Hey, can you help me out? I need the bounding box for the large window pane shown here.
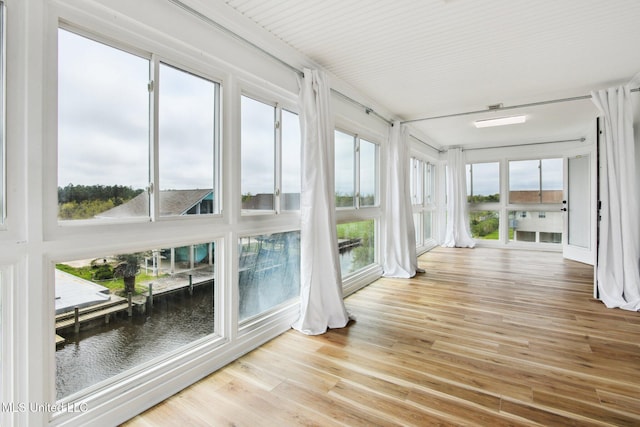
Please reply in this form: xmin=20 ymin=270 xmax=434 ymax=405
xmin=238 ymin=231 xmax=300 ymax=321
xmin=413 ymin=212 xmax=423 ymax=246
xmin=468 ymin=162 xmax=500 ymax=203
xmin=337 ymin=220 xmax=375 ymax=277
xmin=509 ymin=158 xmax=563 ymax=204
xmin=359 ymin=139 xmax=377 ymax=207
xmin=425 ymin=163 xmax=435 ymax=205
xmin=281 ymin=109 xmax=301 ymax=210
xmin=159 ymin=63 xmax=218 ymax=216
xmin=58 ymin=29 xmax=149 ymax=220
xmin=508 ymin=210 xmax=562 ymax=244
xmin=470 ymin=210 xmax=500 ymax=240
xmin=423 ymin=211 xmax=433 ymax=241
xmin=541 ymin=158 xmax=564 ymax=203
xmin=335 ymin=131 xmax=355 ymax=208
xmin=55 ymin=242 xmax=216 ymax=399
xmin=410 ymin=158 xmax=424 ymax=205
xmin=241 ymin=96 xmax=275 ymax=211
xmin=509 ymin=160 xmax=540 ymax=203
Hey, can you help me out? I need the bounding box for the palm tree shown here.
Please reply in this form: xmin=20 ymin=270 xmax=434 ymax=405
xmin=113 ymin=253 xmax=143 ymax=295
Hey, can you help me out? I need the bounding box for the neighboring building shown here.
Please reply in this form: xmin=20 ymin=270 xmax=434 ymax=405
xmin=96 ymin=189 xmax=214 ymax=218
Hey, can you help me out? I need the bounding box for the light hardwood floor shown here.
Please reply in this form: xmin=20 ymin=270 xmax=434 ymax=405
xmin=124 ymin=247 xmax=640 ymax=426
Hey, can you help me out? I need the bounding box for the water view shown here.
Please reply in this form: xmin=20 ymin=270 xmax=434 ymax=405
xmin=56 ymin=285 xmax=214 ymax=400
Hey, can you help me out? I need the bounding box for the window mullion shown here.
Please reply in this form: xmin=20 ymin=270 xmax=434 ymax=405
xmin=274 ymin=105 xmax=282 ymax=213
xmin=354 ymin=135 xmax=360 ymax=209
xmin=149 ymin=55 xmax=160 ymax=221
xmin=538 ymin=159 xmax=542 ymax=203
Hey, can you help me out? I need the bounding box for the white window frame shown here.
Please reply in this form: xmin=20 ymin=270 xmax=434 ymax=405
xmin=410 ymin=155 xmax=437 ymax=251
xmin=56 ymin=27 xmax=223 ymax=225
xmin=240 ymin=92 xmax=300 ymax=216
xmin=335 ymin=129 xmax=380 ymax=210
xmin=0 ymin=0 xmax=5 ymax=227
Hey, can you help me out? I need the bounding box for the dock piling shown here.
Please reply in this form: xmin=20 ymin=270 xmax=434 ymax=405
xmin=74 ymin=306 xmax=80 ymax=333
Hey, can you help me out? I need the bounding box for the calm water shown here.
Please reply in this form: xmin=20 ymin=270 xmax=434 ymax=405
xmin=339 ymin=247 xmax=358 ymax=276
xmin=55 ymin=285 xmax=214 ymax=400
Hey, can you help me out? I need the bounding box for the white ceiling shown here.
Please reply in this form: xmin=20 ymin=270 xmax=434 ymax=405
xmin=221 ymin=0 xmax=640 ymax=149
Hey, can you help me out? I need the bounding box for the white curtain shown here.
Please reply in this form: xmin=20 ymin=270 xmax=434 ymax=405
xmin=292 ymin=68 xmax=350 ymax=334
xmin=591 ymin=74 xmax=640 ymax=311
xmin=443 ymin=148 xmax=475 ymax=248
xmin=382 ymin=122 xmax=418 ymax=278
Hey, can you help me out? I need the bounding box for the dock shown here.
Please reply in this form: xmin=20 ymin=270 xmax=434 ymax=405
xmin=54 ymin=268 xmax=215 ymax=347
xmin=55 ymin=296 xmax=131 ymax=334
xmin=338 ymin=238 xmax=362 ymax=251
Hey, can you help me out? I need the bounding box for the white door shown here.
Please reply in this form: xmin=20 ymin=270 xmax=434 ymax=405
xmin=562 ymin=153 xmax=596 ymax=265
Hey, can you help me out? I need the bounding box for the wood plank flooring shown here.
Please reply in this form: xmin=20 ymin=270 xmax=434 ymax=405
xmin=123 ymin=247 xmax=640 ymax=426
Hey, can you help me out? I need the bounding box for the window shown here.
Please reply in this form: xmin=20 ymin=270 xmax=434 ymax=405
xmin=466 ymin=162 xmax=500 ymax=241
xmin=410 ymin=157 xmax=424 ymax=205
xmin=507 ymin=158 xmax=563 ymax=244
xmin=281 ymin=110 xmax=301 ymax=210
xmin=509 ymin=158 xmax=563 ymax=204
xmin=337 ymin=220 xmax=375 ymax=278
xmin=410 ymin=157 xmax=437 ymax=248
xmin=359 ymin=139 xmax=378 ymax=207
xmin=470 ymin=211 xmax=500 ymax=240
xmin=508 ymin=210 xmax=562 ymax=244
xmin=159 ymin=63 xmax=220 ymax=216
xmin=334 ymin=131 xmax=379 ymax=208
xmin=55 ymin=242 xmax=217 ymax=399
xmin=241 ymin=95 xmax=300 ymax=212
xmin=238 ymin=231 xmax=300 ymax=321
xmin=58 ymin=29 xmax=222 ymax=222
xmin=425 ymin=162 xmax=435 ymax=206
xmin=467 ymin=162 xmax=500 ymax=203
xmin=335 ymin=130 xmax=355 ymax=208
xmin=241 ymin=96 xmax=275 ymax=211
xmin=58 ymin=29 xmax=150 ymax=220
xmin=334 ymin=130 xmax=380 ymax=277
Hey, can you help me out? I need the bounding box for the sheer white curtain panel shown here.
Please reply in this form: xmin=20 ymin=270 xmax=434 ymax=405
xmin=591 ymin=73 xmax=640 ymax=311
xmin=443 ymin=148 xmax=475 ymax=248
xmin=382 ymin=122 xmax=418 ymax=278
xmin=292 ymin=68 xmax=351 ymax=334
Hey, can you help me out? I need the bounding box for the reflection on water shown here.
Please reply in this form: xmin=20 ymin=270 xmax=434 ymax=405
xmin=56 ymin=285 xmax=214 ymax=400
xmin=339 ymin=248 xmax=355 ymax=275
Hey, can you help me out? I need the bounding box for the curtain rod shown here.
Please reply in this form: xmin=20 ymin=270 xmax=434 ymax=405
xmin=167 ymin=0 xmax=394 ymax=127
xmin=409 ymin=135 xmax=443 ymax=153
xmin=330 ymin=90 xmax=394 ymax=126
xmin=463 ymin=137 xmax=586 ymax=152
xmin=401 ymin=87 xmax=640 ymax=124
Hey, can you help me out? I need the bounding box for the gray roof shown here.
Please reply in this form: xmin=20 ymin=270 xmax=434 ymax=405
xmin=95 ymin=189 xmax=213 ymax=218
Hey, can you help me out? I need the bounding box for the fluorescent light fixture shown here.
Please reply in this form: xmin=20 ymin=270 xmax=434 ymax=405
xmin=474 ymin=115 xmax=527 ymax=128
